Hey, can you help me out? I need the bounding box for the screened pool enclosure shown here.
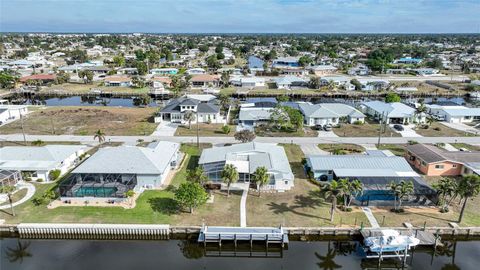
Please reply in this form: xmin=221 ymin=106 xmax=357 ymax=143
xmin=58 ymin=173 xmax=137 ymax=198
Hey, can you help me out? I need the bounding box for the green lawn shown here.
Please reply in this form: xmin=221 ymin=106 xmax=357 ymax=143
xmin=317 ymin=144 xmax=365 ymax=154
xmin=377 ymin=144 xmax=407 ymax=156
xmin=333 ymin=123 xmax=401 ymax=137
xmin=255 ymin=126 xmax=318 ymax=137
xmin=415 ymin=122 xmax=475 ymax=137
xmin=450 ymin=143 xmax=480 ymax=151
xmin=174 ymin=124 xmax=235 ymax=137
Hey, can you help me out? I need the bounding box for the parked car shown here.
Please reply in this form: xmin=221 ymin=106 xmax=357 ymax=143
xmin=314 ymin=124 xmax=323 ymax=130
xmin=323 ymin=124 xmax=333 ymax=131
xmin=393 ymin=124 xmax=404 ymax=131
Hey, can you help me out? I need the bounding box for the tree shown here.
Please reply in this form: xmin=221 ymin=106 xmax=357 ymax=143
xmin=48 ymin=169 xmax=61 ymax=181
xmin=113 ymin=55 xmax=125 ymax=67
xmin=0 ymin=72 xmax=17 ymax=89
xmin=385 ymin=92 xmax=401 ymax=103
xmin=456 ymin=175 xmax=480 ymax=223
xmin=252 ymin=166 xmax=269 ymax=196
xmin=78 ymin=70 xmax=93 ymax=84
xmin=206 ymin=55 xmax=221 ymax=69
xmin=186 ymin=167 xmax=208 ymax=186
xmin=350 ymin=79 xmax=362 ymax=91
xmin=234 ymin=130 xmax=256 ymax=143
xmin=175 ymin=182 xmax=208 ymax=214
xmin=221 ymin=125 xmax=231 ymax=134
xmin=269 ymin=106 xmax=290 ymax=130
xmin=1 ymin=185 xmax=16 ymax=216
xmin=183 ymin=110 xmax=196 ymax=129
xmin=338 ymin=178 xmax=363 ymax=209
xmin=218 ymin=93 xmax=230 ymax=111
xmin=433 ymin=178 xmax=458 ymax=212
xmin=298 ymin=55 xmax=313 ymax=67
xmin=426 ymin=115 xmax=435 ymax=128
xmin=323 ymin=180 xmax=342 ymax=222
xmin=125 ymin=190 xmax=135 ymax=206
xmin=389 ymin=180 xmax=414 ymax=212
xmin=220 ymin=71 xmax=230 ymax=87
xmin=284 ymin=107 xmax=304 ymax=131
xmin=135 ymin=61 xmax=148 ymax=75
xmin=55 ymin=71 xmax=70 ymax=84
xmin=31 ymin=139 xmax=45 ymax=146
xmin=309 ymin=77 xmax=321 ymax=89
xmin=94 ymin=129 xmax=106 ymax=143
xmin=221 ymin=164 xmax=239 ymax=196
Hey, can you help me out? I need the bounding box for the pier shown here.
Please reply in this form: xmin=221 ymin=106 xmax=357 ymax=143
xmin=361 ymin=228 xmax=442 ymax=247
xmin=198 ymin=226 xmax=288 ymax=248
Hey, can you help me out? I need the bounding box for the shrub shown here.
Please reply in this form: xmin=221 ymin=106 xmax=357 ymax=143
xmin=24 ymin=177 xmax=32 ymax=182
xmin=221 ymin=125 xmax=231 ymax=134
xmin=353 ymin=120 xmax=364 ymax=125
xmin=434 ymin=127 xmax=441 ymax=131
xmin=48 ymin=169 xmax=61 ymax=181
xmin=408 ymin=140 xmax=418 ymax=145
xmin=36 ymin=178 xmax=44 ymax=183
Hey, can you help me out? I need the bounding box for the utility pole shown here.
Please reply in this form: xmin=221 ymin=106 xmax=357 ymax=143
xmin=377 ymin=112 xmax=384 ymax=148
xmin=51 ymin=118 xmax=56 ymax=135
xmin=196 ymin=109 xmax=199 ymax=148
xmin=20 ymin=113 xmax=26 ymax=145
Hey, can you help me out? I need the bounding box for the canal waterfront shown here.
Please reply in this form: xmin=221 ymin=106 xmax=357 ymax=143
xmin=1 ymin=238 xmax=479 ymax=270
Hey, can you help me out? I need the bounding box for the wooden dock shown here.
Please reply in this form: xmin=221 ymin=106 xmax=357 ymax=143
xmin=198 ymin=226 xmax=288 ymax=247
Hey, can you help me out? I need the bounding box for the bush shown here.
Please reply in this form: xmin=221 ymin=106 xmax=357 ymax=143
xmin=32 ymin=196 xmax=47 ymax=206
xmin=408 ymin=140 xmax=418 ymax=145
xmin=36 ymin=178 xmax=44 ymax=183
xmin=353 ymin=120 xmax=364 ymax=125
xmin=24 ymin=177 xmax=32 ymax=182
xmin=221 ymin=125 xmax=231 ymax=134
xmin=48 ymin=169 xmax=61 ymax=181
xmin=434 ymin=127 xmax=441 ymax=131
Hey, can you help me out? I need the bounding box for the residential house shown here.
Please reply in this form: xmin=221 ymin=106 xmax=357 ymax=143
xmin=272 ymin=57 xmax=300 ymax=68
xmin=248 ymin=55 xmax=264 ymax=73
xmin=394 ymin=57 xmax=423 ymax=65
xmin=117 ymin=67 xmax=138 ymax=75
xmin=58 ymin=142 xmax=180 ymax=199
xmin=426 ymin=104 xmax=480 ymax=123
xmin=190 ymin=74 xmax=220 ymax=88
xmin=306 ymin=152 xmax=434 ymax=205
xmin=104 ymin=76 xmax=132 ymax=87
xmin=411 ymin=68 xmax=440 ymax=76
xmin=199 ymin=142 xmax=294 ymax=191
xmin=0 ymin=145 xmax=87 ymax=182
xmin=361 ymin=101 xmax=423 ymax=124
xmin=357 ymin=79 xmax=390 ymax=91
xmin=273 ymin=76 xmax=308 ymax=89
xmin=310 ymin=65 xmax=338 ymax=76
xmin=186 ymin=68 xmax=206 ymax=75
xmin=348 ymin=64 xmax=370 ymax=76
xmin=299 ymin=103 xmax=365 ymax=127
xmin=19 ymin=74 xmax=56 ymax=85
xmin=158 ymin=95 xmax=224 ymax=124
xmin=237 ymin=98 xmax=277 ymax=130
xmin=230 ymin=76 xmax=266 ymax=88
xmin=405 ymin=144 xmax=480 ymax=176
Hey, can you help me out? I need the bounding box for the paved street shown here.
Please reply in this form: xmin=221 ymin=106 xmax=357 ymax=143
xmin=2 ymin=133 xmax=480 ymax=146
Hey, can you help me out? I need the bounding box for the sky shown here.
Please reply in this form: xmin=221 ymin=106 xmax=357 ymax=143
xmin=0 ymin=0 xmax=479 ymax=33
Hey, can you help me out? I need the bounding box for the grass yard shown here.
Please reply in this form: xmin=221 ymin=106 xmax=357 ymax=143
xmin=0 ymin=143 xmax=242 ymax=226
xmin=450 ymin=143 xmax=480 ymax=151
xmin=246 ymin=144 xmax=369 ymax=227
xmin=41 ymin=83 xmax=149 ymax=94
xmin=0 ymin=141 xmax=82 ymax=147
xmin=317 ymin=144 xmax=365 ymax=154
xmin=0 ymin=188 xmax=28 ymax=207
xmin=333 ymin=123 xmax=401 ymax=137
xmin=0 ymin=106 xmax=158 ymax=136
xmin=415 ymin=122 xmax=474 ymax=137
xmin=377 ymin=144 xmax=407 ymax=156
xmin=174 ymin=124 xmax=236 ymax=137
xmin=255 ymin=126 xmax=318 ymax=137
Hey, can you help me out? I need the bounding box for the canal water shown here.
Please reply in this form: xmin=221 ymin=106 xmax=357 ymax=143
xmin=10 ymin=95 xmax=479 ymax=108
xmin=0 ymin=238 xmax=479 ymax=269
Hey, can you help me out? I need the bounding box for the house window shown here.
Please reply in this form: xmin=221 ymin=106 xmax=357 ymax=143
xmin=327 ymin=170 xmax=333 ymax=175
xmin=284 ymin=181 xmax=288 ymax=185
xmin=435 ymin=164 xmax=444 ymax=170
xmin=452 ymin=164 xmax=457 ymax=168
xmin=421 ymin=161 xmax=426 ymax=167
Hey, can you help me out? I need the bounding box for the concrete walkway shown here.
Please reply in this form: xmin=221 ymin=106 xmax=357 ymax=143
xmin=150 ymin=122 xmax=179 ymax=136
xmin=0 ymin=182 xmax=36 ymax=210
xmin=240 ymin=188 xmax=248 ymax=227
xmin=362 ymin=207 xmax=380 ymax=228
xmin=443 ymin=143 xmax=459 ymax=151
xmin=441 ymin=122 xmax=479 ymax=135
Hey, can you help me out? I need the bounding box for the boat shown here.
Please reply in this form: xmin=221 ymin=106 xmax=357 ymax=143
xmin=363 ymin=230 xmax=420 ymax=253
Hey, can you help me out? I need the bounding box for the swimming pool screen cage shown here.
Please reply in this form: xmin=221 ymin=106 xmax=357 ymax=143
xmin=58 ymin=173 xmax=137 ymax=198
xmin=0 ymin=170 xmax=22 ymax=189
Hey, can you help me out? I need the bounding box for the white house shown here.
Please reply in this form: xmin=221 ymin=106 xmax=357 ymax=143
xmin=158 ymin=95 xmax=225 ymax=124
xmin=273 ymin=76 xmax=308 ymax=89
xmin=299 ymin=103 xmax=365 ymax=126
xmin=361 ymin=101 xmax=423 ymax=124
xmin=230 ymin=76 xmax=266 ymax=88
xmin=199 ymin=142 xmax=294 ymax=192
xmin=357 ymin=79 xmax=390 ymax=91
xmin=0 ymin=145 xmax=87 ymax=182
xmin=186 ymin=68 xmax=206 ymax=75
xmin=426 ymin=104 xmax=480 ymax=123
xmin=104 ymin=76 xmax=132 ymax=87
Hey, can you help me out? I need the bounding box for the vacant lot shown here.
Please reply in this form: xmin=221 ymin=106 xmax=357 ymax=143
xmin=415 ymin=122 xmax=474 ymax=137
xmin=255 ymin=126 xmax=318 ymax=137
xmin=0 ymin=106 xmax=158 ymax=136
xmin=246 ymin=144 xmax=369 ymax=227
xmin=175 ymin=124 xmax=236 ymax=137
xmin=318 ymin=144 xmax=365 ymax=154
xmin=333 ymin=123 xmax=401 ymax=137
xmin=41 ymin=83 xmax=149 ymax=94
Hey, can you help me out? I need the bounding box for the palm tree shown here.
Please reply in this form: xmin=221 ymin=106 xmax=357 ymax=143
xmin=323 ymin=180 xmax=341 ymax=222
xmin=340 ymin=179 xmax=363 ymax=209
xmin=456 ymin=175 xmax=480 ymax=223
xmin=6 ymin=241 xmax=32 ymax=263
xmin=426 ymin=115 xmax=435 ymax=128
xmin=93 ymin=129 xmax=106 ymax=143
xmin=187 ymin=167 xmax=208 ymax=186
xmin=433 ymin=177 xmax=458 ymax=212
xmin=252 ymin=166 xmax=269 ymax=196
xmin=389 ymin=181 xmax=414 ymax=212
xmin=221 ymin=164 xmax=239 ymax=197
xmin=183 ymin=110 xmax=195 ymax=129
xmin=2 ymin=185 xmax=16 ymax=216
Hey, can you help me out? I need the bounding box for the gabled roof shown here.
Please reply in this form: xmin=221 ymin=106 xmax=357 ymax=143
xmin=299 ymin=103 xmax=365 ymax=119
xmin=160 ymin=96 xmax=220 ymax=114
xmin=362 ymin=101 xmax=415 ymax=118
xmin=20 ymin=74 xmax=56 ymax=82
xmin=72 ymin=142 xmax=179 ymax=175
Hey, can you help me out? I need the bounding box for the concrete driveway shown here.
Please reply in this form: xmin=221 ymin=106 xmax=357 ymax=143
xmin=440 ymin=122 xmax=480 ymax=135
xmin=390 ymin=124 xmax=422 ymax=137
xmin=317 ymin=130 xmax=339 ymax=137
xmin=300 ymin=144 xmax=329 ymax=156
xmin=151 ymin=122 xmax=179 ymax=136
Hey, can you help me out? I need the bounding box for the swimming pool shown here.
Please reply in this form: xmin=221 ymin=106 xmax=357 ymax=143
xmin=73 ymin=186 xmax=118 ymax=197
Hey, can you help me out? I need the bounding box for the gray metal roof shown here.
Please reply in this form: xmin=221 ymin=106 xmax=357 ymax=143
xmin=72 ymin=142 xmax=179 ymax=175
xmin=160 ymin=96 xmax=220 ymax=114
xmin=362 ymin=101 xmax=415 ymax=118
xmin=307 ymin=155 xmax=418 ymax=178
xmin=239 ymin=108 xmax=272 ymax=121
xmin=299 ymin=103 xmax=365 ymax=119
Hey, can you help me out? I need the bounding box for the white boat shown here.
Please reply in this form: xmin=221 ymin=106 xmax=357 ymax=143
xmin=364 ymin=230 xmax=420 ymax=253
xmin=470 ymin=92 xmax=480 ymax=99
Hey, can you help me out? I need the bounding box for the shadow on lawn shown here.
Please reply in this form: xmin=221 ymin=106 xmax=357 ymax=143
xmin=148 ymin=197 xmax=178 ymax=215
xmin=267 ymin=190 xmax=329 ymax=220
xmin=186 ymin=155 xmax=200 ymax=170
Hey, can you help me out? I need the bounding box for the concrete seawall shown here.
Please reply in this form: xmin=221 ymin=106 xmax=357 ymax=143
xmin=1 ymin=224 xmax=480 ymax=240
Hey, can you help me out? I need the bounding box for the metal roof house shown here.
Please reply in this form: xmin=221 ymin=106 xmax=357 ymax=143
xmin=360 ymin=101 xmax=423 ymax=124
xmin=237 ymin=98 xmax=277 ymax=131
xmin=158 ymin=95 xmax=225 ymax=124
xmin=299 ymin=103 xmax=365 ymax=126
xmin=306 ymin=152 xmax=434 ymax=205
xmin=199 ymin=142 xmax=294 ymax=191
xmin=0 ymin=145 xmax=87 ymax=182
xmin=426 ymin=104 xmax=480 ymax=123
xmin=272 ymin=57 xmax=300 ymax=69
xmin=59 ymin=141 xmax=180 ymax=199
